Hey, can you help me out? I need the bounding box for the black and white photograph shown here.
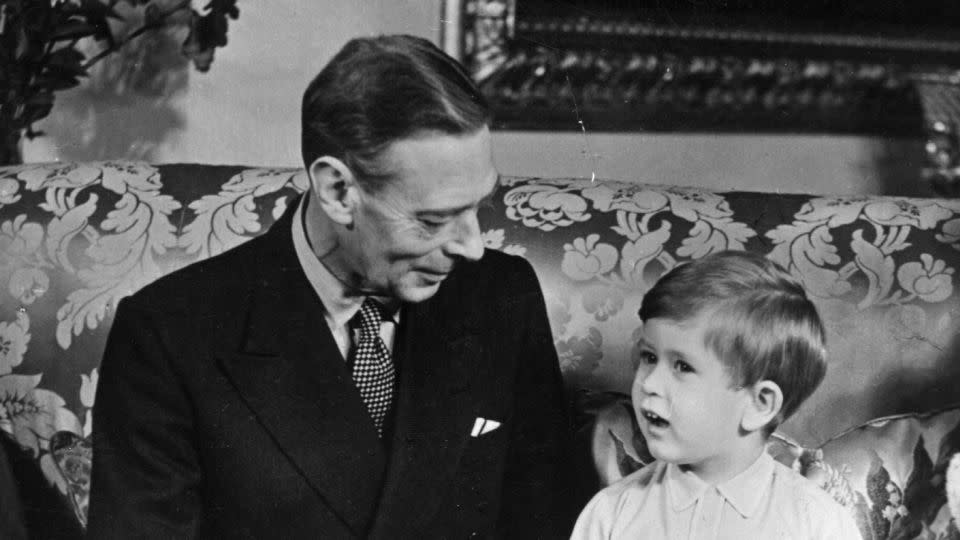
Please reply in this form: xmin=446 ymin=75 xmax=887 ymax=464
xmin=1 ymin=1 xmax=960 ymax=538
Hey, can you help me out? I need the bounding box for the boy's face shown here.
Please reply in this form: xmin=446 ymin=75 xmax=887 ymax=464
xmin=631 ymin=315 xmax=757 ymax=482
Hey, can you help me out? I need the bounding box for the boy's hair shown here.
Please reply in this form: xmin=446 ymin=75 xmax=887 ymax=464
xmin=301 ymin=34 xmax=491 ymax=191
xmin=638 ymin=250 xmax=827 ymax=430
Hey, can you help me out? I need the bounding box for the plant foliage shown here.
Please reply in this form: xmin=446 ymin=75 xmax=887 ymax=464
xmin=0 ymin=0 xmax=239 ymax=164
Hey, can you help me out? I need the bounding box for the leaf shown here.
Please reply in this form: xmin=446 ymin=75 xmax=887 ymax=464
xmin=32 ymin=72 xmax=82 ymax=91
xmin=851 ymin=229 xmax=895 ymax=309
xmin=851 ymin=493 xmax=879 ymax=540
xmin=620 ymin=221 xmax=670 ymax=281
xmin=204 ymin=0 xmax=240 ymax=20
xmin=181 ymin=0 xmax=239 ymax=72
xmin=75 ymin=0 xmax=123 ymax=21
xmin=49 ymin=431 xmax=91 ymax=527
xmin=808 ymin=225 xmax=841 ymax=266
xmin=609 ymin=429 xmax=644 ymax=477
xmin=45 ymin=193 xmax=99 ymax=274
xmin=57 ymin=191 xmax=177 ymax=348
xmin=72 ymin=0 xmax=122 ymax=46
xmin=180 ymin=169 xmax=302 ymax=258
xmin=902 ymin=436 xmax=943 ymax=525
xmin=677 ymin=219 xmax=726 ymax=258
xmin=886 ymin=513 xmax=922 ymax=540
xmin=766 ymin=220 xmax=820 ymax=268
xmin=0 ymin=376 xmax=80 ymax=454
xmin=23 ymin=89 xmax=54 ymax=106
xmin=51 ymin=174 xmax=179 ymax=348
xmin=934 ymin=416 xmax=960 ymax=472
xmin=946 ymin=519 xmax=960 ymax=540
xmin=715 ymin=219 xmax=757 ymax=250
xmin=15 ymin=25 xmax=41 ymax=62
xmin=40 ymin=453 xmax=70 ymax=496
xmin=865 ymin=452 xmax=893 ymax=539
xmin=49 ymin=20 xmax=100 ymax=41
xmin=45 ymin=47 xmax=87 ymax=77
xmin=22 ymin=103 xmax=55 ymax=124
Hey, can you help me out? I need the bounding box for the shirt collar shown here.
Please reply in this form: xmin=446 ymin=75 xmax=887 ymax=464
xmin=666 ymin=450 xmax=774 ymax=518
xmin=291 ymin=194 xmax=400 ymax=327
xmin=716 ymin=450 xmax=774 ymax=518
xmin=666 ymin=462 xmax=710 ymax=512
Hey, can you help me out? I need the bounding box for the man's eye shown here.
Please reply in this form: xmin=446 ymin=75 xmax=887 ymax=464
xmin=674 ymin=360 xmax=694 ymax=374
xmin=639 ymin=350 xmax=657 ymax=365
xmin=420 ymin=217 xmax=449 ymax=228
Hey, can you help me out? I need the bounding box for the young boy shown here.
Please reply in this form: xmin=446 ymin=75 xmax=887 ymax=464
xmin=571 ymin=251 xmax=862 ymax=539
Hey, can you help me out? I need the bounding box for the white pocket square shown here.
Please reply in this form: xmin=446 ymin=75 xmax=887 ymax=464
xmin=470 ymin=417 xmax=501 ymax=437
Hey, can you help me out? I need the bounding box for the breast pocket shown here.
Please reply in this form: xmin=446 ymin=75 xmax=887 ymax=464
xmin=460 ymin=416 xmax=510 ymax=469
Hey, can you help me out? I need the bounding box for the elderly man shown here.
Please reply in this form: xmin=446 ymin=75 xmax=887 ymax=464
xmin=87 ymin=35 xmax=572 ymax=538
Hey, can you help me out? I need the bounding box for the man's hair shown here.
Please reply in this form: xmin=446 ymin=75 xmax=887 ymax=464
xmin=638 ymin=250 xmax=827 ymax=430
xmin=301 ymin=34 xmax=491 ymax=189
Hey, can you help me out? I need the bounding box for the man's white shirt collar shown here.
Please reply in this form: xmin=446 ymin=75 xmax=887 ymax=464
xmin=290 ymin=194 xmax=399 ymax=331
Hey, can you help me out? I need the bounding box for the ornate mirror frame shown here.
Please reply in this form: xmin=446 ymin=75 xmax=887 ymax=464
xmin=441 ymin=0 xmax=960 ymax=192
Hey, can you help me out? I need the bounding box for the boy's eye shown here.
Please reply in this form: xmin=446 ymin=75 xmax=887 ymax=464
xmin=673 ymin=359 xmax=694 ymax=374
xmin=639 ymin=350 xmax=657 ymax=365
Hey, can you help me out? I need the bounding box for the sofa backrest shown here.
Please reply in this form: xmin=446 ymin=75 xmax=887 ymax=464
xmin=493 ymin=175 xmax=960 ymax=445
xmin=3 ymin=162 xmax=960 ymax=530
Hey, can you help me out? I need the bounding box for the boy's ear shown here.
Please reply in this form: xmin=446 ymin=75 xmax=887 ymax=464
xmin=308 ymin=156 xmax=360 ymax=226
xmin=741 ymin=380 xmax=784 ymax=433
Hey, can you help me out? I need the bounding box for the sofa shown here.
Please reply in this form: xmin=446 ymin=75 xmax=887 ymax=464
xmin=1 ymin=161 xmax=959 ymax=538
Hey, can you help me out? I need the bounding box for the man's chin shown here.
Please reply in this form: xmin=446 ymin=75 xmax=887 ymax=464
xmin=393 ymin=281 xmax=443 ymax=304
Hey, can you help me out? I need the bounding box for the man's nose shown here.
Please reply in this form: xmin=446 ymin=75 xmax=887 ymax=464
xmin=444 ymin=210 xmax=484 ymax=261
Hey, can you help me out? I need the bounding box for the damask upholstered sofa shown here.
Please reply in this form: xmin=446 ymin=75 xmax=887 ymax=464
xmin=1 ymin=162 xmax=959 ymax=538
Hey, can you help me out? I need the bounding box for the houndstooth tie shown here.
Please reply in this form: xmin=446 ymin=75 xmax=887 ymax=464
xmin=349 ymin=298 xmax=395 ymax=438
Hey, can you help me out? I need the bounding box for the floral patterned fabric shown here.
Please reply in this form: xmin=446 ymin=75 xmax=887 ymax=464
xmin=2 ymin=162 xmax=960 ymax=532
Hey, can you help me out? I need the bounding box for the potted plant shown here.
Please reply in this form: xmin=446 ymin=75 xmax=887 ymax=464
xmin=0 ymin=0 xmax=239 ymax=165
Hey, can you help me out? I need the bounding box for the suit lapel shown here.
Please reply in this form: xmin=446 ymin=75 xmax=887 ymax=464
xmin=216 ymin=203 xmax=386 ymax=536
xmin=368 ymin=289 xmax=482 ymax=537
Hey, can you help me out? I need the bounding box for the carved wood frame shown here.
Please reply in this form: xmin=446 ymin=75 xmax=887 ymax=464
xmin=441 ymin=0 xmax=960 ymax=139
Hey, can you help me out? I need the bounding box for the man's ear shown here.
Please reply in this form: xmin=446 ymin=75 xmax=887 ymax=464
xmin=741 ymin=380 xmax=784 ymax=433
xmin=308 ymin=156 xmax=359 ymax=226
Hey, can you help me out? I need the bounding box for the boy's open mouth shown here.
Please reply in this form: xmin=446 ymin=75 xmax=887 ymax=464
xmin=641 ymin=409 xmax=670 ymax=428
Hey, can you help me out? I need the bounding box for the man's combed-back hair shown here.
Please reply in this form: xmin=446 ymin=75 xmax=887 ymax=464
xmin=301 ymin=34 xmax=491 ymax=188
xmin=639 ymin=251 xmax=827 ymax=429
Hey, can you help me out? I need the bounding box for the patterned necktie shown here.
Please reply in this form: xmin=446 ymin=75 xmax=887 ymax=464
xmin=349 ymin=298 xmax=396 ymax=438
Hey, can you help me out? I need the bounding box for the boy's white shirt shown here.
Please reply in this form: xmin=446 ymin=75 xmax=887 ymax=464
xmin=571 ymin=451 xmax=863 ymax=540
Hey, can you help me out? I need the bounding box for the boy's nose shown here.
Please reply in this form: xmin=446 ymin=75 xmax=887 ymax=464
xmin=632 ymin=364 xmax=663 ymax=397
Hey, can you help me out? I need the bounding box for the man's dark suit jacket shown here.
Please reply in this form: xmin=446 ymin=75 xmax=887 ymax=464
xmin=87 ymin=199 xmax=572 ymax=539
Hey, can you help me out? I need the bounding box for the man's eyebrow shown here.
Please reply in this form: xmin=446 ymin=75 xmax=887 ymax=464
xmin=417 ymin=180 xmax=500 ymax=216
